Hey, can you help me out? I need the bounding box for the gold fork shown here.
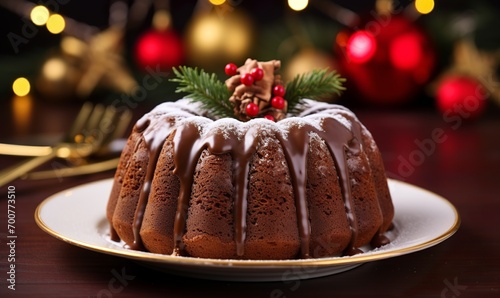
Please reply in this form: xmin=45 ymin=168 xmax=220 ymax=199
xmin=0 ymin=102 xmax=131 ymax=186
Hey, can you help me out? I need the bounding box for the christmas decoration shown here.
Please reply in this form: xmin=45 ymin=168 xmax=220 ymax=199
xmin=225 ymin=63 xmax=238 ymax=76
xmin=71 ymin=27 xmax=138 ymax=98
xmin=134 ymin=28 xmax=184 ymax=72
xmin=240 ymin=73 xmax=255 ymax=87
xmin=284 ymin=48 xmax=338 ymax=82
xmin=36 ymin=50 xmax=82 ymax=99
xmin=335 ymin=15 xmax=435 ymax=105
xmin=170 ymin=59 xmax=345 ymax=121
xmin=184 ymin=11 xmax=253 ymax=70
xmin=226 ymin=59 xmax=284 ymax=120
xmin=436 ymin=75 xmax=487 ymax=120
xmin=431 ymin=39 xmax=492 ymax=120
xmin=37 ymin=28 xmax=138 ymax=100
xmin=245 ymin=102 xmax=260 ymax=117
xmin=273 ymin=85 xmax=286 ymax=97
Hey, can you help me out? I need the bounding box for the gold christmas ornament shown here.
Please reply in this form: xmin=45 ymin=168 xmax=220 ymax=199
xmin=185 ymin=11 xmax=253 ymax=70
xmin=284 ymin=48 xmax=338 ymax=101
xmin=36 ymin=52 xmax=82 ymax=100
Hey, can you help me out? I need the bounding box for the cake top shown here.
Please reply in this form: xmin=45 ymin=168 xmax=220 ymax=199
xmin=170 ymin=58 xmax=346 ymax=122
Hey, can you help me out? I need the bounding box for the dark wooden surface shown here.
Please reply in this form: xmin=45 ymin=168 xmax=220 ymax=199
xmin=0 ymin=98 xmax=499 ymax=298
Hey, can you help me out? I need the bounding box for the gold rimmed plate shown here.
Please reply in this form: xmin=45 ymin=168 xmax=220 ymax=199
xmin=35 ymin=178 xmax=460 ymax=281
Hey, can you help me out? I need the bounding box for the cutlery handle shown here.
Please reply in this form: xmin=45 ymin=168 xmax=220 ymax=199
xmin=0 ymin=143 xmax=53 ymax=157
xmin=0 ymin=149 xmax=57 ymax=187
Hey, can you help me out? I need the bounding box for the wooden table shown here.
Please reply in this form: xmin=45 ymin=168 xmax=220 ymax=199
xmin=1 ymin=98 xmax=499 ymax=297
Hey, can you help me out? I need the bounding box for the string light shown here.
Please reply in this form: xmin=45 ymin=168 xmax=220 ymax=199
xmin=288 ymin=0 xmax=309 ymax=11
xmin=46 ymin=14 xmax=65 ymax=34
xmin=415 ymin=0 xmax=435 ymax=15
xmin=12 ymin=77 xmax=31 ymax=97
xmin=209 ymin=0 xmax=226 ymax=5
xmin=30 ymin=5 xmax=49 ymax=26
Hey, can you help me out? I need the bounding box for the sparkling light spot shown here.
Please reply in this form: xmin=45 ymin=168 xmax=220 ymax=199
xmin=288 ymin=0 xmax=309 ymax=11
xmin=30 ymin=5 xmax=49 ymax=26
xmin=12 ymin=77 xmax=31 ymax=96
xmin=46 ymin=14 xmax=65 ymax=34
xmin=415 ymin=0 xmax=435 ymax=15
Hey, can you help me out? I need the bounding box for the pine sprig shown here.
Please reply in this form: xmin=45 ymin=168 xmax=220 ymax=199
xmin=170 ymin=66 xmax=235 ymax=119
xmin=285 ymin=69 xmax=346 ymax=114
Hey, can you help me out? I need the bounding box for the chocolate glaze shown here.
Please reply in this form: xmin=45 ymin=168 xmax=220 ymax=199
xmin=171 ymin=121 xmax=260 ymax=256
xmin=130 ymin=115 xmax=178 ymax=250
xmin=115 ymin=99 xmax=391 ymax=259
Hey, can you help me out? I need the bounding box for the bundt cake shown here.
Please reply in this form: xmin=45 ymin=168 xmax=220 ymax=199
xmin=106 ymin=59 xmax=394 ymax=260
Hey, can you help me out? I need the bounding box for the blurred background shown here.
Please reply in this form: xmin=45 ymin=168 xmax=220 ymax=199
xmin=1 ymin=0 xmax=500 ymax=126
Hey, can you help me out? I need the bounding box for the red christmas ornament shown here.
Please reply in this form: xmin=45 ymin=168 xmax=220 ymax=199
xmin=240 ymin=73 xmax=255 ymax=86
xmin=273 ymin=84 xmax=285 ymax=97
xmin=436 ymin=76 xmax=487 ymax=120
xmin=271 ymin=96 xmax=286 ymax=110
xmin=335 ymin=15 xmax=435 ymax=105
xmin=134 ymin=29 xmax=184 ymax=71
xmin=225 ymin=63 xmax=238 ymax=76
xmin=245 ymin=102 xmax=259 ymax=117
xmin=250 ymin=67 xmax=264 ymax=81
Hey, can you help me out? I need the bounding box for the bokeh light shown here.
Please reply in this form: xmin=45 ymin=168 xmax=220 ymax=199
xmin=12 ymin=77 xmax=31 ymax=97
xmin=209 ymin=0 xmax=226 ymax=5
xmin=390 ymin=33 xmax=423 ymax=70
xmin=46 ymin=14 xmax=65 ymax=34
xmin=415 ymin=0 xmax=435 ymax=15
xmin=288 ymin=0 xmax=309 ymax=11
xmin=30 ymin=5 xmax=49 ymax=26
xmin=42 ymin=58 xmax=67 ymax=81
xmin=347 ymin=31 xmax=377 ymax=64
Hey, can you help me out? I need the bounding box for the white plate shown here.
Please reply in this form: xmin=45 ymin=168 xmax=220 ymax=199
xmin=35 ymin=178 xmax=460 ymax=282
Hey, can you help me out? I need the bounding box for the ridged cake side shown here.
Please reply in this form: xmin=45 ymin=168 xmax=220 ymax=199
xmin=106 ymin=99 xmax=394 ymax=259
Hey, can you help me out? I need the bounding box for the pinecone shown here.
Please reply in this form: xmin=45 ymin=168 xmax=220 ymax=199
xmin=225 ymin=59 xmax=287 ymax=121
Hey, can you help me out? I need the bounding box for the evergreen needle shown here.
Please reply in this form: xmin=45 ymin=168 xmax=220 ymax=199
xmin=285 ymin=69 xmax=346 ymax=114
xmin=170 ymin=66 xmax=235 ymax=119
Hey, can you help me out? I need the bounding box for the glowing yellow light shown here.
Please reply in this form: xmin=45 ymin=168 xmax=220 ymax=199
xmin=12 ymin=95 xmax=33 ymax=134
xmin=43 ymin=58 xmax=67 ymax=81
xmin=209 ymin=0 xmax=226 ymax=5
xmin=46 ymin=14 xmax=65 ymax=34
xmin=152 ymin=10 xmax=171 ymax=31
xmin=12 ymin=77 xmax=31 ymax=97
xmin=288 ymin=0 xmax=309 ymax=11
xmin=415 ymin=0 xmax=435 ymax=14
xmin=30 ymin=5 xmax=50 ymax=26
xmin=190 ymin=15 xmax=223 ymax=53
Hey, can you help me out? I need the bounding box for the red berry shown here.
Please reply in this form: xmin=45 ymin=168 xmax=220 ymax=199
xmin=271 ymin=96 xmax=286 ymax=110
xmin=240 ymin=73 xmax=255 ymax=86
xmin=250 ymin=67 xmax=264 ymax=81
xmin=273 ymin=84 xmax=285 ymax=97
xmin=264 ymin=115 xmax=275 ymax=121
xmin=225 ymin=63 xmax=238 ymax=76
xmin=245 ymin=103 xmax=259 ymax=117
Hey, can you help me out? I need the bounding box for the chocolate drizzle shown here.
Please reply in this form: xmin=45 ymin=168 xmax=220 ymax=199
xmin=171 ymin=120 xmax=260 ymax=256
xmin=113 ymin=99 xmax=391 ymax=259
xmin=277 ymin=118 xmax=362 ymax=257
xmin=130 ymin=114 xmax=180 ymax=250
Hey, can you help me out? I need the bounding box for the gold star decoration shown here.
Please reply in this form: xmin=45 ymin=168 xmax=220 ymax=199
xmin=61 ymin=27 xmax=138 ymax=97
